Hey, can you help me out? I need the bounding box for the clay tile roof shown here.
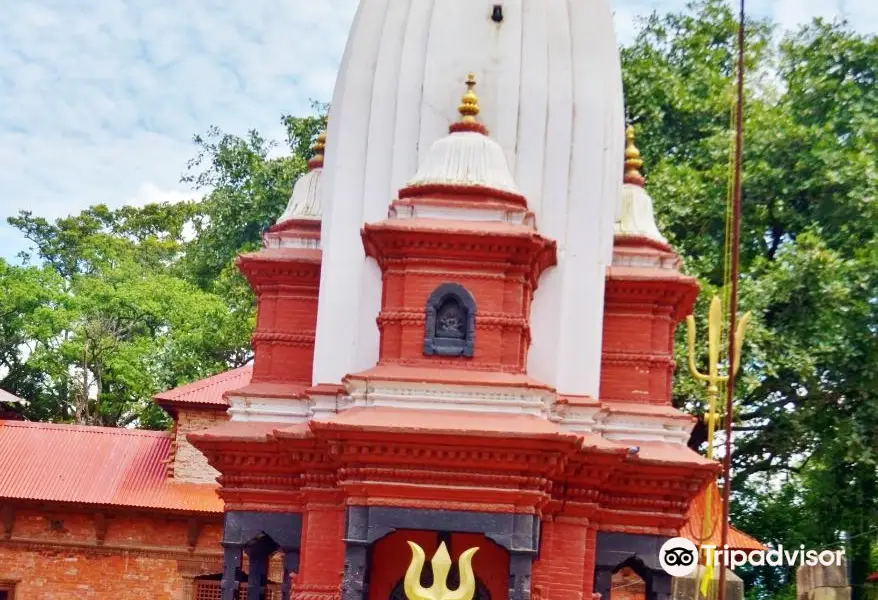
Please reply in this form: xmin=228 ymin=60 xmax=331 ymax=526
xmin=154 ymin=365 xmax=253 ymax=409
xmin=680 ymin=481 xmax=764 ymax=550
xmin=0 ymin=420 xmax=222 ymax=514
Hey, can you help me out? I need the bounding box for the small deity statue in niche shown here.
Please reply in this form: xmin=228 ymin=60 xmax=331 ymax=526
xmin=423 ymin=283 xmax=475 ymax=358
xmin=437 ymin=300 xmax=465 ymax=339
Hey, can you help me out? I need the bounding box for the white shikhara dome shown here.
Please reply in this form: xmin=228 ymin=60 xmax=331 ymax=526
xmin=313 ymin=0 xmax=625 ymax=397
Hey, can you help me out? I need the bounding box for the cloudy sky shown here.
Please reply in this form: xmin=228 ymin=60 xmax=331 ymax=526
xmin=2 ymin=0 xmax=876 ymax=261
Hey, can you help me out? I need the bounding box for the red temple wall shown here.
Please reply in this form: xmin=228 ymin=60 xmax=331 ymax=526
xmin=378 ymin=267 xmax=531 ymax=372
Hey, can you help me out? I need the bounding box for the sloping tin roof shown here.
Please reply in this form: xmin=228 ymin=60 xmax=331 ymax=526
xmin=0 ymin=420 xmax=222 ymax=514
xmin=680 ymin=481 xmax=764 ymax=550
xmin=154 ymin=364 xmax=253 ymax=408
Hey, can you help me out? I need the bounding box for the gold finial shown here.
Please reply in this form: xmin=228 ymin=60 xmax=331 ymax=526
xmin=457 ymin=73 xmax=480 ymax=123
xmin=308 ymin=129 xmax=327 ymax=170
xmin=404 ymin=541 xmax=479 ymax=600
xmin=624 ymin=125 xmax=645 ymax=187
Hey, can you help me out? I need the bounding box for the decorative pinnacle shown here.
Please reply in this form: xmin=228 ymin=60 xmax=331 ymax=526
xmin=458 ymin=73 xmax=480 ymax=123
xmin=623 ymin=125 xmax=645 ymax=187
xmin=308 ymin=129 xmax=327 ymax=171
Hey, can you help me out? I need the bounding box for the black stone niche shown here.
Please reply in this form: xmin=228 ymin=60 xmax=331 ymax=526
xmin=423 ymin=283 xmax=477 ymax=358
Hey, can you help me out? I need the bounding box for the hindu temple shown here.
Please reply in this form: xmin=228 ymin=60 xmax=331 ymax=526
xmin=188 ymin=2 xmax=744 ymax=600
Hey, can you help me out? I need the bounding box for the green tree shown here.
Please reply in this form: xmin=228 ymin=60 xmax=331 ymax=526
xmin=4 ymin=203 xmax=251 ymax=427
xmin=622 ymin=2 xmax=877 ymax=598
xmin=181 ymin=106 xmax=327 ymax=291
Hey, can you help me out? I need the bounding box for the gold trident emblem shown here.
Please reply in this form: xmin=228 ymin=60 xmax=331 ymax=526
xmin=685 ymin=295 xmax=751 ymax=456
xmin=404 ymin=541 xmax=479 ymax=600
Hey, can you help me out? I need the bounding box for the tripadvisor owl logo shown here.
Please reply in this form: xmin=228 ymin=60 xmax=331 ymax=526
xmin=659 ymin=537 xmax=699 ymax=577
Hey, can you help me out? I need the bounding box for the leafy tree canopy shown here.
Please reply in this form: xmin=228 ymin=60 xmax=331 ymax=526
xmin=622 ymin=2 xmax=876 ymax=597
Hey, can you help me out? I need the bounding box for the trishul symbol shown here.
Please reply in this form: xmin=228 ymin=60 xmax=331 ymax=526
xmin=404 ymin=541 xmax=479 ymax=600
xmin=685 ymin=295 xmax=751 ymax=458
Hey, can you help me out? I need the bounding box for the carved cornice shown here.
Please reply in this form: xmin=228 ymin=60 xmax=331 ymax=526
xmin=326 ymin=441 xmax=568 ymax=474
xmin=376 ymin=357 xmax=528 ymax=373
xmin=376 ymin=310 xmax=528 ymax=332
xmin=252 ymin=331 xmax=316 ymax=347
xmin=238 ymin=259 xmax=322 ymax=289
xmin=361 ymin=225 xmax=556 ymax=288
xmin=384 ymin=265 xmax=512 ymax=281
xmin=192 ymin=409 xmax=713 ymax=533
xmin=338 ymin=466 xmax=553 ymax=494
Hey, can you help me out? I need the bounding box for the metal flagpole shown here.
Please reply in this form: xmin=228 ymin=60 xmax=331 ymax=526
xmin=717 ymin=1 xmax=746 ymax=600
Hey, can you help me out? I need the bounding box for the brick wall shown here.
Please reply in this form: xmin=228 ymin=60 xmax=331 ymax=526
xmin=0 ymin=508 xmax=223 ymax=600
xmin=173 ymin=408 xmax=229 ymax=483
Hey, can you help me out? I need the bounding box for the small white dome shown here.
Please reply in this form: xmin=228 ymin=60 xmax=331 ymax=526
xmin=404 ymin=130 xmax=521 ymax=195
xmin=615 ymin=183 xmax=666 ymax=243
xmin=615 ymin=126 xmax=666 ymax=243
xmin=277 ymin=168 xmax=322 ymax=223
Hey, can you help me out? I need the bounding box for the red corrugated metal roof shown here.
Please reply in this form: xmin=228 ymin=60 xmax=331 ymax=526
xmin=680 ymin=481 xmax=764 ymax=550
xmin=154 ymin=365 xmax=253 ymax=408
xmin=0 ymin=420 xmax=222 ymax=514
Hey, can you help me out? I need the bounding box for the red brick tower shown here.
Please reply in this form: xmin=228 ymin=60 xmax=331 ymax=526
xmin=230 ymin=133 xmax=325 ymax=420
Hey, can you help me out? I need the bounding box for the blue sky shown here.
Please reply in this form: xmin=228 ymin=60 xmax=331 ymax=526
xmin=2 ymin=0 xmax=876 ymax=262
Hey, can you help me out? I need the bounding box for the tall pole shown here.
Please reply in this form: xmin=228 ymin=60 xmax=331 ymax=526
xmin=718 ymin=1 xmax=746 ymax=600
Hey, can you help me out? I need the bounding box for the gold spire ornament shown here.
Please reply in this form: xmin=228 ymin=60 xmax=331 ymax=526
xmin=449 ymin=73 xmax=487 ymax=135
xmin=404 ymin=541 xmax=479 ymax=600
xmin=457 ymin=73 xmax=480 ymax=123
xmin=308 ymin=129 xmax=327 ymax=170
xmin=623 ymin=125 xmax=645 ymax=187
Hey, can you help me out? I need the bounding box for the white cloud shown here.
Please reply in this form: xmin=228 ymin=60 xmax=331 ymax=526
xmin=0 ymin=0 xmax=358 ymax=261
xmin=1 ymin=0 xmax=875 ymax=261
xmin=126 ymin=182 xmax=201 ymax=207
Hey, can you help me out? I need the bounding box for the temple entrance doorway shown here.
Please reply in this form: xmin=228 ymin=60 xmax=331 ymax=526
xmin=368 ymin=530 xmax=508 ymax=600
